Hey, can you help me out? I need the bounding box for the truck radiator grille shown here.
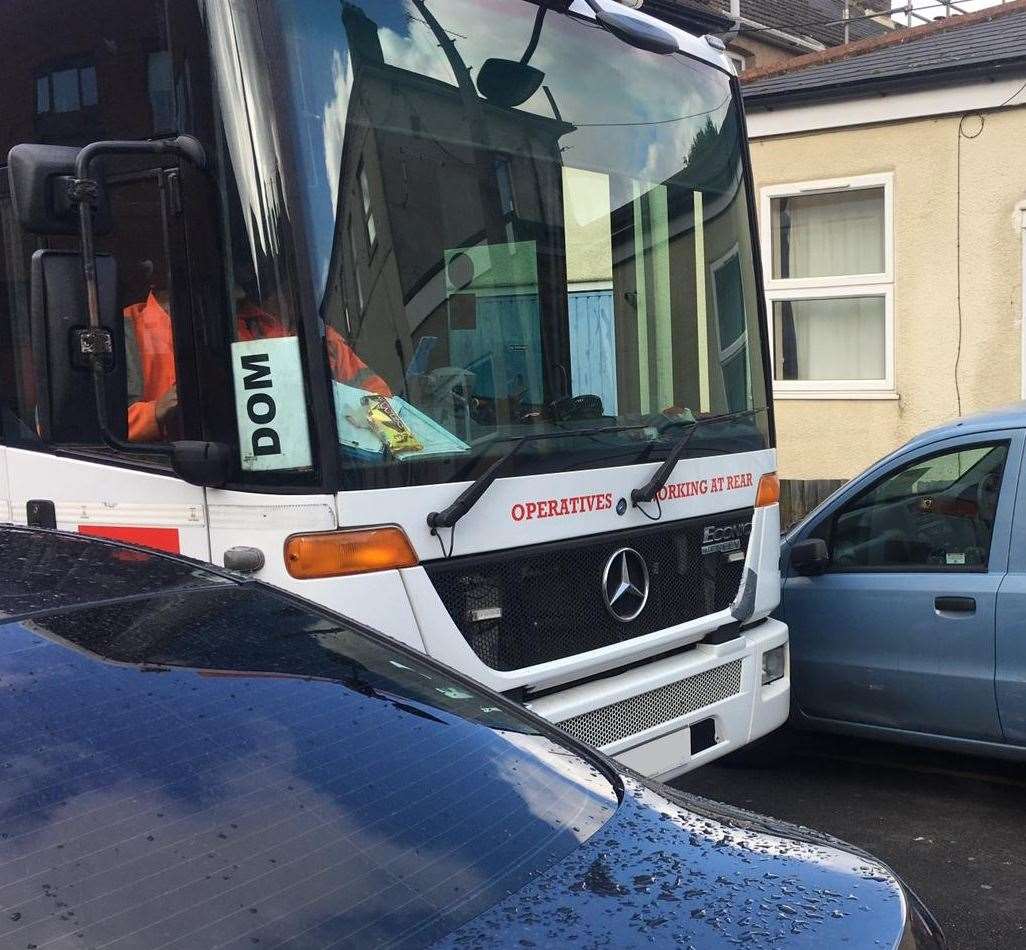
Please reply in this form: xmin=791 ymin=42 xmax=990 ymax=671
xmin=422 ymin=510 xmax=753 ymax=671
xmin=554 ymin=658 xmax=744 ymax=749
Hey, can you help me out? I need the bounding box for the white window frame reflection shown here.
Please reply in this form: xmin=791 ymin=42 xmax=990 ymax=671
xmin=760 ymin=172 xmax=895 ymax=399
xmin=710 ymin=243 xmax=752 ymax=412
xmin=726 ymin=50 xmax=747 ymax=74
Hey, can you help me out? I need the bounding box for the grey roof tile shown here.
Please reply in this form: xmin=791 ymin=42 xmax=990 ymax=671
xmin=744 ymin=7 xmax=1026 ymax=102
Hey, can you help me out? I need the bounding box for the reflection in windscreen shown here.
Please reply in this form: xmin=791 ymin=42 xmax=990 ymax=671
xmin=0 ymin=585 xmax=618 ymax=947
xmin=276 ymin=0 xmax=769 ymax=486
xmin=30 ymin=585 xmax=536 ymax=733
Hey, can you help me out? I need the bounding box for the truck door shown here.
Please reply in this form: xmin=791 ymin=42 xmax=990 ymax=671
xmin=783 ymin=432 xmax=1021 ymax=742
xmin=0 ymin=0 xmax=214 ymax=556
xmin=0 ymin=164 xmax=210 ymax=558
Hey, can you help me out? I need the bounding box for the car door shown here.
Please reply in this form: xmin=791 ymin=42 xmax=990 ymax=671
xmin=781 ymin=432 xmax=1021 ymax=741
xmin=995 ymin=451 xmax=1026 ymax=745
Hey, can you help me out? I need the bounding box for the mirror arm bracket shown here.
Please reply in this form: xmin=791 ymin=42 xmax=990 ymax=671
xmin=65 ymin=136 xmax=230 ymax=485
xmin=66 ymin=157 xmax=171 ymax=458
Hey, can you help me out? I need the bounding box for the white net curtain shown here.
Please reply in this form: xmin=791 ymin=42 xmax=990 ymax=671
xmin=772 ymin=188 xmax=886 ymax=382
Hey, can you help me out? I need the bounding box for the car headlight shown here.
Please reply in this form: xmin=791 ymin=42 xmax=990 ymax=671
xmin=761 ymin=644 xmax=787 ymax=685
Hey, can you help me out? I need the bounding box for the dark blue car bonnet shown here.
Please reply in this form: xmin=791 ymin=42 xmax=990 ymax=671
xmin=442 ymin=778 xmax=908 ymax=949
xmin=0 ymin=531 xmax=916 ymax=949
xmin=0 ymin=591 xmax=616 ymax=949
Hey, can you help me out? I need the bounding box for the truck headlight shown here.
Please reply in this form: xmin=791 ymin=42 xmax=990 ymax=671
xmin=761 ymin=645 xmax=786 ymax=685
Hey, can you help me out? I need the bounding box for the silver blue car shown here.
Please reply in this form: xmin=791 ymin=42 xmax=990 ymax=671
xmin=780 ymin=403 xmax=1026 ymax=759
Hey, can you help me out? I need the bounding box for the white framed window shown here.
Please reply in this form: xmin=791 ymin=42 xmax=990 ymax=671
xmin=710 ymin=244 xmax=752 ymax=413
xmin=726 ymin=50 xmax=747 ymax=73
xmin=760 ymin=173 xmax=895 ymax=398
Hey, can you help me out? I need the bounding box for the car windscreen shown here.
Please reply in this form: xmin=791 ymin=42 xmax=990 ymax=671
xmin=0 ymin=527 xmax=232 ymax=618
xmin=0 ymin=584 xmax=617 ymax=948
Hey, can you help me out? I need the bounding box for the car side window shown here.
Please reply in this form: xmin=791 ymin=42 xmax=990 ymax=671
xmin=828 ymin=441 xmax=1009 ymax=571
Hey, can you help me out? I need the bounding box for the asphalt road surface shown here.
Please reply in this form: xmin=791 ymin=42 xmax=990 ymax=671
xmin=670 ymin=729 xmax=1026 ymax=950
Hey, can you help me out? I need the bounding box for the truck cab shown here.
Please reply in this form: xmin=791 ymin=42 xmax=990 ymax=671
xmin=0 ymin=0 xmax=788 ymax=779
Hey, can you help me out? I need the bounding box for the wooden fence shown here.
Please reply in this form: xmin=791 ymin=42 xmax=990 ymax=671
xmin=778 ymin=478 xmax=847 ymax=532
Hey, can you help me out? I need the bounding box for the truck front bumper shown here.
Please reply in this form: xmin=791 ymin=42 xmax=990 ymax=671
xmin=528 ymin=617 xmax=789 ymax=782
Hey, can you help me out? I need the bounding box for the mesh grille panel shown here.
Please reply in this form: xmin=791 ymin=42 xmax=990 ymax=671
xmin=423 ymin=510 xmax=753 ymax=671
xmin=555 ymin=658 xmax=744 ymax=748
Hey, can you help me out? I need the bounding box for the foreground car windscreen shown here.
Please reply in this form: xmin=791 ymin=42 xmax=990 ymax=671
xmin=0 ymin=582 xmax=617 ymax=948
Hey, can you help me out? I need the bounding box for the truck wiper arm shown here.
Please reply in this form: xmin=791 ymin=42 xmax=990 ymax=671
xmin=427 ymin=422 xmax=649 ymax=533
xmin=631 ymin=408 xmax=761 ymax=507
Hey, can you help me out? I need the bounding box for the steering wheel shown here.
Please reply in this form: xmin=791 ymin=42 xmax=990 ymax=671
xmin=547 ymin=394 xmax=604 ymax=422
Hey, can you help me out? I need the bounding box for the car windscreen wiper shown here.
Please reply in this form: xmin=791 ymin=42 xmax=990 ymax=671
xmin=426 ymin=422 xmax=650 ymax=534
xmin=631 ymin=408 xmax=762 ymax=508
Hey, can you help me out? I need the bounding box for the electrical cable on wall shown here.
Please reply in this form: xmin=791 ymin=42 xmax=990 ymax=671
xmin=997 ymin=77 xmax=1026 ymax=109
xmin=954 ymin=113 xmax=984 ymax=418
xmin=950 ymin=78 xmax=1026 ymax=418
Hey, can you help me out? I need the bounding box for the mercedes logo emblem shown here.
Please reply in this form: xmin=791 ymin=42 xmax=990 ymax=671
xmin=602 ymin=547 xmax=650 ymax=622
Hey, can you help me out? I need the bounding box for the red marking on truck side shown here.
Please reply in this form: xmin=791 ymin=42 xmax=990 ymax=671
xmin=78 ymin=525 xmax=181 ymax=554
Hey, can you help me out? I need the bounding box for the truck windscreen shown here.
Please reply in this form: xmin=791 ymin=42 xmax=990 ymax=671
xmin=274 ymin=0 xmax=769 ymax=488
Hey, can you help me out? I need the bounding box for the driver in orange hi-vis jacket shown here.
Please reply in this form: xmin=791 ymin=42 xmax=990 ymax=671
xmin=124 ymin=291 xmax=390 ymax=442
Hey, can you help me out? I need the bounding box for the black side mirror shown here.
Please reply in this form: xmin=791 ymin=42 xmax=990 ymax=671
xmin=476 ymin=59 xmax=545 ymax=108
xmin=475 ymin=3 xmax=547 ymax=108
xmin=790 ymin=538 xmax=829 ymax=576
xmin=16 ymin=134 xmax=232 ymax=481
xmin=8 ymin=144 xmax=111 ymax=235
xmin=30 ymin=250 xmax=126 ymax=443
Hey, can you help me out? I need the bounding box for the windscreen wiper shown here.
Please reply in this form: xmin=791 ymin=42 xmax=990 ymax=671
xmin=427 ymin=422 xmax=649 ymax=534
xmin=631 ymin=408 xmax=762 ymax=508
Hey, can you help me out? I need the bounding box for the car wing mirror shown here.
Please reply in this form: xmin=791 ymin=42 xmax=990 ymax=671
xmin=171 ymin=441 xmax=232 ymax=489
xmin=790 ymin=538 xmax=829 ymax=576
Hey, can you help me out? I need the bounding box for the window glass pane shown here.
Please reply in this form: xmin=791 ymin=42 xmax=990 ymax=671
xmin=773 ymin=296 xmax=885 ymax=381
xmin=713 ymin=252 xmax=749 ymax=412
xmin=35 ymin=76 xmax=50 ymax=113
xmin=115 ymin=178 xmax=180 ymax=444
xmin=771 ymin=188 xmax=884 ymax=279
xmin=358 ymin=163 xmax=372 ymax=217
xmin=714 ymin=252 xmax=746 ymax=346
xmin=831 ymin=443 xmax=1008 ymax=570
xmin=0 ymin=198 xmax=38 ymax=443
xmin=80 ymin=65 xmax=98 ymax=106
xmin=721 ymin=351 xmax=749 ymax=414
xmin=275 ymin=0 xmax=770 ymax=489
xmin=565 ymin=166 xmax=615 ymax=413
xmin=147 ymin=50 xmax=174 ymax=132
xmin=51 ymin=68 xmax=80 ymax=112
xmin=348 ymin=218 xmax=364 ymax=311
xmin=356 ymin=164 xmax=375 ymax=248
xmin=365 ymin=208 xmax=377 ymax=249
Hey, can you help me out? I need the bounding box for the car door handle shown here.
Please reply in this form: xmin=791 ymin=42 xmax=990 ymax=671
xmin=935 ymin=596 xmax=976 ymax=614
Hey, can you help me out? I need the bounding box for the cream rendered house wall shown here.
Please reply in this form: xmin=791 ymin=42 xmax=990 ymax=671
xmin=749 ymin=107 xmax=1026 ymax=479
